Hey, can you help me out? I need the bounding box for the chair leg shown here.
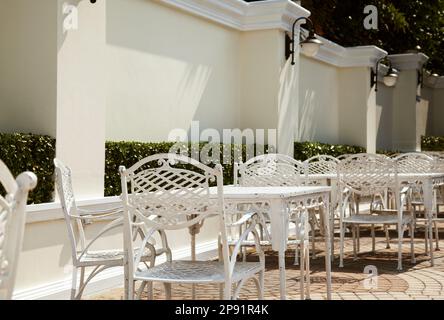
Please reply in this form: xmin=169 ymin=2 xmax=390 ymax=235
xmin=397 ymin=224 xmax=403 ymax=271
xmin=294 ymin=242 xmax=300 ymax=266
xmin=219 ymin=284 xmax=224 ymax=300
xmin=76 ymin=267 xmax=85 ymax=300
xmin=305 ymin=245 xmax=311 ymax=300
xmin=410 ymin=222 xmax=416 ymax=264
xmin=339 ymin=223 xmax=345 ymax=268
xmin=127 ymin=280 xmax=134 ymax=300
xmin=299 ymin=241 xmax=305 ymax=300
xmin=310 ymin=221 xmax=316 ymax=259
xmin=356 ymin=226 xmax=360 ymax=253
xmin=425 ymin=222 xmax=430 ymax=256
xmin=385 ymin=225 xmax=391 ymax=249
xmin=258 ymin=271 xmax=264 ymax=300
xmin=164 ymin=283 xmax=172 ymax=300
xmin=352 ymin=225 xmax=357 ymax=261
xmin=136 ymin=281 xmax=146 ymax=300
xmin=434 ymin=221 xmax=440 ymax=251
xmin=147 ymin=282 xmax=154 ymax=300
xmin=371 ymin=224 xmax=376 ymax=254
xmin=70 ymin=267 xmax=78 ymax=300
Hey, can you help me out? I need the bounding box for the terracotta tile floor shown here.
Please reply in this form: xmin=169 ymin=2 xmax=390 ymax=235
xmin=90 ymin=228 xmax=444 ymax=300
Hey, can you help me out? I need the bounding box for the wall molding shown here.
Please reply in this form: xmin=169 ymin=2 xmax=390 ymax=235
xmin=389 ymin=53 xmax=429 ymax=71
xmin=425 ymin=75 xmax=444 ymax=89
xmin=13 ymin=239 xmax=219 ymax=300
xmin=158 ymin=0 xmax=310 ymax=32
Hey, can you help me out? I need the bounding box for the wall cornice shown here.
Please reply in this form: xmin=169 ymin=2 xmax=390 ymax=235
xmin=158 ymin=0 xmax=310 ymax=31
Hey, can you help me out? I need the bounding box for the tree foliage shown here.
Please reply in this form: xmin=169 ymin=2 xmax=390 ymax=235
xmin=245 ymin=0 xmax=444 ymax=74
xmin=301 ymin=0 xmax=444 ymax=74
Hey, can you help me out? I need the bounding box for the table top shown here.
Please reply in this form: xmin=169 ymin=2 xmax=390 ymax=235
xmin=208 ymin=186 xmax=331 ymax=199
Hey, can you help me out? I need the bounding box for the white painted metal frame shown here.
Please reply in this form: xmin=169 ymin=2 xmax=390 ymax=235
xmin=119 ymin=154 xmax=265 ymax=300
xmin=338 ymin=154 xmax=414 ymax=271
xmin=54 ymin=159 xmax=160 ymax=300
xmin=0 ymin=160 xmax=37 ymax=300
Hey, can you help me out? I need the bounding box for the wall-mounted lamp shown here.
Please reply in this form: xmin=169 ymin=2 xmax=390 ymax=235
xmin=288 ymin=17 xmax=322 ymax=65
xmin=371 ymin=56 xmax=399 ymax=92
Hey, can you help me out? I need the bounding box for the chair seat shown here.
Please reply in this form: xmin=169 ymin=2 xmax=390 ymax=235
xmin=78 ymin=247 xmax=162 ymax=266
xmin=343 ymin=214 xmax=412 ymax=225
xmin=134 ymin=260 xmax=262 ymax=284
xmin=228 ymin=238 xmax=307 ymax=247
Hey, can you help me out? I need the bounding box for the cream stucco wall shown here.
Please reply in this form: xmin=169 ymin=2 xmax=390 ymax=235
xmin=105 ymin=0 xmax=242 ymax=142
xmin=376 ymin=85 xmax=395 ymax=150
xmin=56 ymin=0 xmax=107 ymax=199
xmin=297 ymin=56 xmax=339 ymax=144
xmin=0 ymin=0 xmax=57 ymax=136
xmin=429 ymin=88 xmax=444 ymax=136
xmin=338 ymin=67 xmax=372 ymax=150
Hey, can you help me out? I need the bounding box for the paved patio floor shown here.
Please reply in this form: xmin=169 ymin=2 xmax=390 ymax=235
xmin=90 ymin=228 xmax=444 ymax=300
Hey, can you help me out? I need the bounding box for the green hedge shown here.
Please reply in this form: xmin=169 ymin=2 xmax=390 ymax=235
xmin=0 ymin=133 xmax=55 ymax=204
xmin=422 ymin=136 xmax=444 ymax=151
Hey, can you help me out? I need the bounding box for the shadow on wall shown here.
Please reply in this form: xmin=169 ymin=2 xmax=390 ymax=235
xmin=105 ymin=0 xmax=242 ymax=141
xmin=297 ymin=89 xmax=318 ymax=142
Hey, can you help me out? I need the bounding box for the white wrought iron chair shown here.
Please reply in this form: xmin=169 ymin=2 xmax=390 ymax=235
xmin=0 ymin=161 xmax=37 ymax=300
xmin=234 ymin=153 xmax=313 ymax=289
xmin=338 ymin=154 xmax=415 ymax=271
xmin=303 ymin=155 xmax=340 ymax=260
xmin=54 ymin=159 xmax=163 ymax=300
xmin=120 ymin=154 xmax=265 ymax=300
xmin=395 ymin=153 xmax=441 ymax=253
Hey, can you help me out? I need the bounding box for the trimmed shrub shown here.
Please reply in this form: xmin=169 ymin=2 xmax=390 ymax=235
xmin=294 ymin=141 xmax=365 ymax=160
xmin=422 ymin=136 xmax=444 ymax=151
xmin=0 ymin=133 xmax=55 ymax=204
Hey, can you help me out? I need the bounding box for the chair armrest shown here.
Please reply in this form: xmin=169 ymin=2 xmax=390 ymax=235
xmin=229 ymin=212 xmax=257 ymax=227
xmin=76 ymin=206 xmax=123 ymax=221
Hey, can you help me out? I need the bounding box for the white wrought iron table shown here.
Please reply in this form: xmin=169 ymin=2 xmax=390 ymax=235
xmin=208 ymin=185 xmax=332 ymax=300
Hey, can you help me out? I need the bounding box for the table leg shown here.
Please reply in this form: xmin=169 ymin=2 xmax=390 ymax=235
xmin=269 ymin=199 xmax=288 ymax=300
xmin=321 ymin=198 xmax=332 ymax=300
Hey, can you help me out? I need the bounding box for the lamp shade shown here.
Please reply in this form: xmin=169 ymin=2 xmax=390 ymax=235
xmin=383 ymin=68 xmax=399 ymax=87
xmin=300 ymin=36 xmax=322 ymax=57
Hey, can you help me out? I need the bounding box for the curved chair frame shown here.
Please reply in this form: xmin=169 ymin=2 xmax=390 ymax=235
xmin=0 ymin=161 xmax=37 ymax=300
xmin=54 ymin=159 xmax=163 ymax=300
xmin=120 ymin=154 xmax=265 ymax=300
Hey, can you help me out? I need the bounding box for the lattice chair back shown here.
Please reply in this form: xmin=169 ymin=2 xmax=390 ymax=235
xmin=425 ymin=153 xmax=444 ymax=173
xmin=235 ymin=154 xmax=304 ymax=187
xmin=119 ymin=154 xmax=233 ymax=297
xmin=393 ymin=153 xmax=434 ymax=174
xmin=304 ymin=155 xmax=339 ymax=175
xmin=337 ymin=153 xmax=397 ymax=197
xmin=0 ymin=161 xmax=37 ymax=300
xmin=54 ymin=159 xmax=87 ymax=264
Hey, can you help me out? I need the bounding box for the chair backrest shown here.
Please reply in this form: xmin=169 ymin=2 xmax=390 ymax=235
xmin=0 ymin=161 xmax=37 ymax=300
xmin=337 ymin=153 xmax=397 ymax=196
xmin=54 ymin=159 xmax=85 ymax=263
xmin=304 ymin=155 xmax=339 ymax=175
xmin=424 ymin=152 xmax=444 ymax=173
xmin=235 ymin=154 xmax=304 ymax=187
xmin=393 ymin=153 xmax=434 ymax=174
xmin=120 ymin=154 xmax=232 ymax=293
